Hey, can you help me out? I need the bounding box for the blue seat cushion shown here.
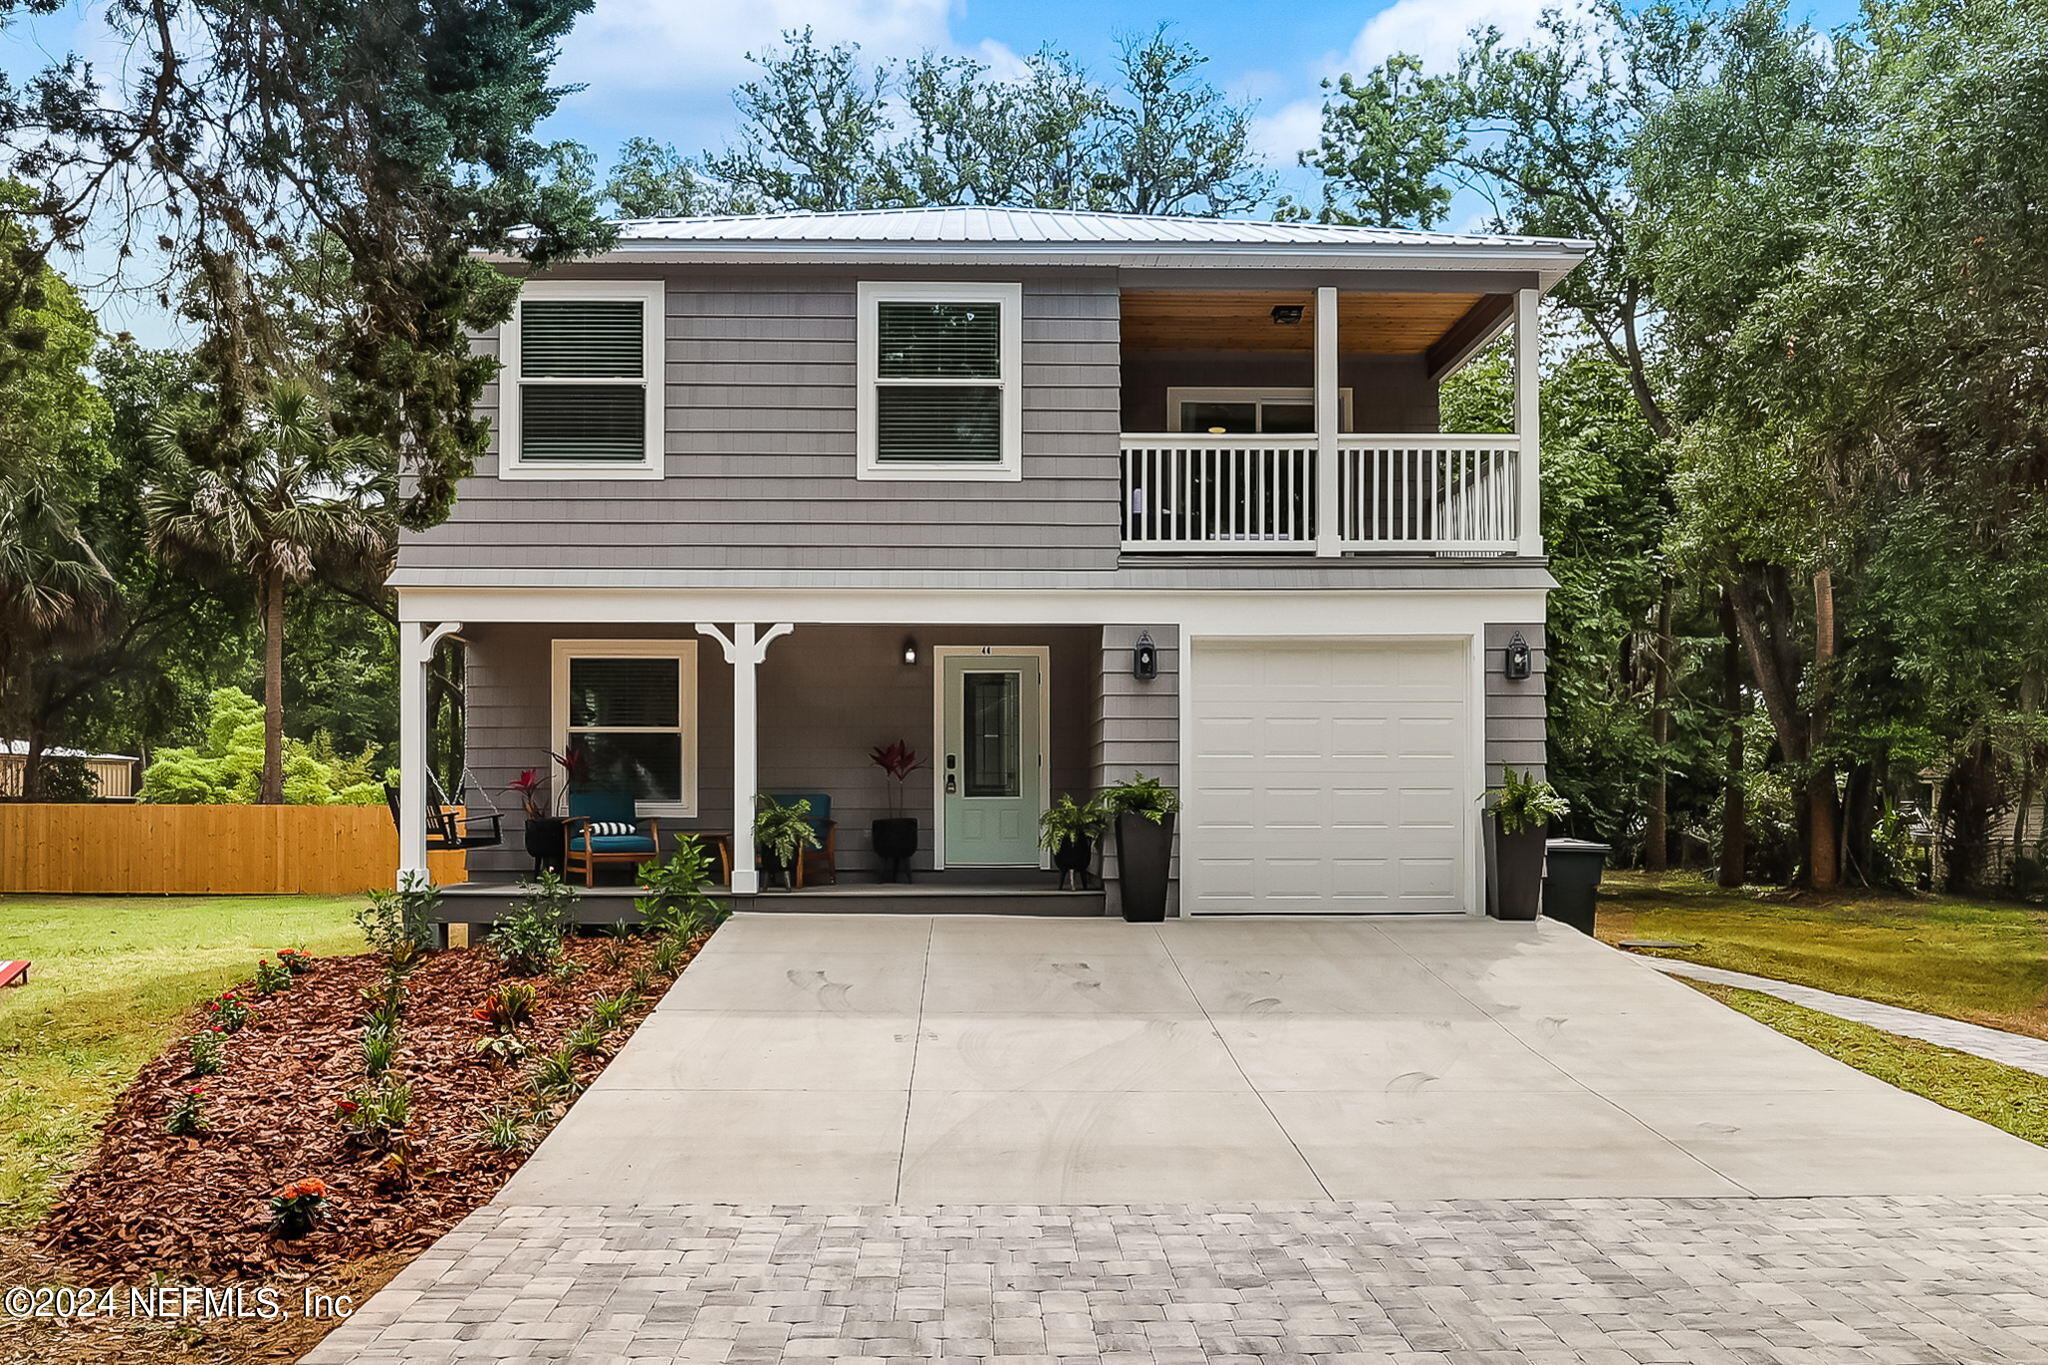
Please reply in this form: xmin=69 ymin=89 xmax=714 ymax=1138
xmin=570 ymin=834 xmax=657 ymax=853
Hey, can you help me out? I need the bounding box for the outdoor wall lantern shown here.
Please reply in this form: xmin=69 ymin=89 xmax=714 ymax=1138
xmin=1270 ymin=303 xmax=1305 ymax=325
xmin=1133 ymin=631 xmax=1159 ymax=681
xmin=1504 ymin=631 xmax=1533 ymax=681
xmin=901 ymin=636 xmax=919 ymax=667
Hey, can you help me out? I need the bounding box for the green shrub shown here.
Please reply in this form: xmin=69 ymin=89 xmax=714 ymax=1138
xmin=1098 ymin=774 xmax=1179 ymax=823
xmin=362 ymin=1030 xmax=399 ymax=1077
xmin=187 ymin=1032 xmax=222 ymax=1077
xmin=477 ymin=1106 xmax=534 ymax=1152
xmin=356 ymin=876 xmax=439 ymax=967
xmin=138 ymin=688 xmax=386 ymax=805
xmin=527 ymin=1049 xmax=583 ymax=1099
xmin=1488 ymin=768 xmax=1570 ymax=835
xmin=253 ymin=957 xmax=292 ymax=995
xmin=489 ymin=872 xmax=576 ymax=976
xmin=589 ymin=992 xmax=639 ymax=1030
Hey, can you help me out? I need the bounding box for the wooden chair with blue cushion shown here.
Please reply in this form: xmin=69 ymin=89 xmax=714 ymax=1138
xmin=765 ymin=791 xmax=837 ymax=887
xmin=562 ymin=789 xmax=662 ymax=886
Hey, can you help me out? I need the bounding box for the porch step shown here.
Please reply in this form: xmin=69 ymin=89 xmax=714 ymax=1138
xmin=741 ymin=887 xmax=1105 ymax=917
xmin=435 ymin=881 xmax=1105 ymax=925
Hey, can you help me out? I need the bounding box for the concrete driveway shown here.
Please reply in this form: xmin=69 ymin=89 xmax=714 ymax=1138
xmin=501 ymin=913 xmax=2048 ymax=1203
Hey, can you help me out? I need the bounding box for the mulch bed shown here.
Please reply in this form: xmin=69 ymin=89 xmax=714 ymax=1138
xmin=37 ymin=932 xmax=702 ymax=1279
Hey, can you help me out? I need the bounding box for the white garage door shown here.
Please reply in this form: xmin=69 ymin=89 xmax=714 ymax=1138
xmin=1188 ymin=639 xmax=1471 ymax=914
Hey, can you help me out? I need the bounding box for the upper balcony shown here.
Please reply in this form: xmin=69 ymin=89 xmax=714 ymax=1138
xmin=1113 ymin=284 xmax=1539 ymax=559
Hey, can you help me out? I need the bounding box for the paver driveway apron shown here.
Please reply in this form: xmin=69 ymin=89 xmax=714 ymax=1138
xmin=496 ymin=912 xmax=2048 ymax=1203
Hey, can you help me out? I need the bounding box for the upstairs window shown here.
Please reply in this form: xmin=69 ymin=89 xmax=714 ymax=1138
xmin=857 ymin=281 xmax=1022 ymax=481
xmin=499 ymin=280 xmax=664 ymax=479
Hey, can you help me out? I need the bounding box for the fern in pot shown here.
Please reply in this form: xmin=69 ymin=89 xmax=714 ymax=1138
xmin=1100 ymin=774 xmax=1179 ymax=922
xmin=1486 ymin=768 xmax=1569 ymax=920
xmin=1038 ymin=793 xmax=1107 ymax=892
xmin=754 ymin=795 xmax=822 ymax=891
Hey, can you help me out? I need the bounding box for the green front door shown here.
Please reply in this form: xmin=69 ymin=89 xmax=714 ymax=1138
xmin=941 ymin=652 xmax=1044 ymax=866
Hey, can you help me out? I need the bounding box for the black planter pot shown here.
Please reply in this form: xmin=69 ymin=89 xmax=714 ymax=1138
xmin=1492 ymin=823 xmax=1547 ymax=920
xmin=1114 ymin=812 xmax=1175 ymax=922
xmin=1053 ymin=835 xmax=1094 ymax=892
xmin=523 ymin=815 xmax=568 ymax=875
xmin=760 ymin=851 xmax=794 ymax=891
xmin=871 ymin=817 xmax=918 ymax=884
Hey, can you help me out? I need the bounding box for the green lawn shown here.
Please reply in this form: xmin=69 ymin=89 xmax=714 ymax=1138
xmin=1686 ymin=979 xmax=2048 ymax=1147
xmin=0 ymin=894 xmax=367 ymax=1228
xmin=1597 ymin=871 xmax=2048 ymax=1038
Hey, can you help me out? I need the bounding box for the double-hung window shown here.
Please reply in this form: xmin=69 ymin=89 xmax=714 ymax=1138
xmin=857 ymin=281 xmax=1023 ymax=480
xmin=499 ymin=280 xmax=664 ymax=479
xmin=550 ymin=640 xmax=698 ymax=815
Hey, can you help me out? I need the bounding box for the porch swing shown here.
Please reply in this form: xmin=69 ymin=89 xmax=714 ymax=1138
xmin=383 ymin=768 xmax=505 ymax=851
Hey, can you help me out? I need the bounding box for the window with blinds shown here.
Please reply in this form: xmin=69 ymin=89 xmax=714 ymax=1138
xmin=859 ymin=282 xmax=1021 ymax=480
xmin=504 ymin=283 xmax=661 ymax=476
xmin=552 ymin=640 xmax=698 ymax=813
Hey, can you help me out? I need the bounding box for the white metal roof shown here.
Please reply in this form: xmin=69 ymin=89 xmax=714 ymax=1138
xmin=514 ymin=206 xmax=1590 ymax=286
xmin=609 ymin=206 xmax=1588 ymax=252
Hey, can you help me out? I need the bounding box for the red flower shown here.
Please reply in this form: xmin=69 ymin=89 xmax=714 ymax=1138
xmin=335 ymin=1100 xmax=360 ymax=1115
xmin=188 ymin=1085 xmax=205 ymax=1096
xmin=205 ymin=1002 xmax=219 ymax=1012
xmin=209 ymin=1025 xmax=224 ymax=1034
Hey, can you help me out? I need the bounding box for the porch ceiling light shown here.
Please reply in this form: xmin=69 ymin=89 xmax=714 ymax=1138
xmin=1270 ymin=303 xmax=1305 ymax=325
xmin=901 ymin=636 xmax=919 ymax=667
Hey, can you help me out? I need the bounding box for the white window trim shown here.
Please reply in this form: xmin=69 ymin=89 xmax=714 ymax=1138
xmin=549 ymin=638 xmax=699 ymax=818
xmin=498 ymin=279 xmax=665 ymax=481
xmin=1166 ymin=385 xmax=1354 ymax=434
xmin=857 ymin=280 xmax=1024 ymax=482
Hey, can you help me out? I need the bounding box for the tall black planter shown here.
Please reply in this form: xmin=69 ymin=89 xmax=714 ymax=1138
xmin=871 ymin=817 xmax=918 ymax=884
xmin=1492 ymin=824 xmax=1546 ymax=920
xmin=1114 ymin=812 xmax=1175 ymax=922
xmin=523 ymin=815 xmax=568 ymax=875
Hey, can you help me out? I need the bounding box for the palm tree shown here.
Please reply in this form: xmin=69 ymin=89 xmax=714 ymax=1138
xmin=148 ymin=384 xmax=390 ymax=804
xmin=0 ymin=472 xmax=114 ymax=798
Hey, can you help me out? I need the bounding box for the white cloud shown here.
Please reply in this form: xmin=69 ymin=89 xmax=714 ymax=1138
xmin=1345 ymin=0 xmax=1551 ymax=74
xmin=554 ymin=0 xmax=959 ymax=129
xmin=1251 ymin=96 xmax=1323 ymax=167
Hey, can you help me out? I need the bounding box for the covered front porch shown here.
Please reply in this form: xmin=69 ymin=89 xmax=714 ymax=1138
xmin=399 ymin=620 xmax=1173 ymax=919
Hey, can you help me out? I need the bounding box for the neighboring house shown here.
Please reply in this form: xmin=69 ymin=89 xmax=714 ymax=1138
xmin=0 ymin=742 xmax=140 ymax=800
xmin=393 ymin=206 xmax=1585 ymax=917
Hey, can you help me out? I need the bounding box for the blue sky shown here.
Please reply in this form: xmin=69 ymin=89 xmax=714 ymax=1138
xmin=5 ymin=0 xmax=1862 ymax=344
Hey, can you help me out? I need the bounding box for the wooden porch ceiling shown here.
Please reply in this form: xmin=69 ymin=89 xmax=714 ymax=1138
xmin=1119 ymin=289 xmax=1508 ymax=361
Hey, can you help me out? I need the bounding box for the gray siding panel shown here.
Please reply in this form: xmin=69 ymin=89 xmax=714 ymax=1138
xmin=1483 ymin=622 xmax=1547 ymax=785
xmin=403 ymin=269 xmax=1124 ymax=579
xmin=1093 ymin=624 xmax=1181 ymax=915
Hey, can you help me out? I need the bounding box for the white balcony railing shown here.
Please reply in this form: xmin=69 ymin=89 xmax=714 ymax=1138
xmin=1120 ymin=433 xmax=1521 ymax=554
xmin=1119 ymin=436 xmax=1315 ymax=551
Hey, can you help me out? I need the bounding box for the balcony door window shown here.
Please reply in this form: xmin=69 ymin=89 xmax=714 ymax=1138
xmin=1167 ymin=387 xmax=1353 ymax=435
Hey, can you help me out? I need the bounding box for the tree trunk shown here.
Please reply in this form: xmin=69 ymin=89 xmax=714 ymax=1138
xmin=1643 ymin=584 xmax=1675 ymax=873
xmin=259 ymin=565 xmax=286 ymax=806
xmin=1807 ymin=568 xmax=1839 ymax=889
xmin=1842 ymin=761 xmax=1878 ymax=887
xmin=2016 ymin=670 xmax=2041 ymax=866
xmin=22 ymin=730 xmax=45 ymax=802
xmin=1717 ymin=592 xmax=1746 ymax=887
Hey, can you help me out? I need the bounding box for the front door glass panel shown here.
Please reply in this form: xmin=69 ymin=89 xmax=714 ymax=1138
xmin=961 ymin=671 xmax=1022 ymax=798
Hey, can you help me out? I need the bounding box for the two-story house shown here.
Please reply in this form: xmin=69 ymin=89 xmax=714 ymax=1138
xmin=392 ymin=206 xmax=1586 ymax=923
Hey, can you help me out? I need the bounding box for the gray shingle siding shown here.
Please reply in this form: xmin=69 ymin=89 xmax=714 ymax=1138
xmin=1092 ymin=624 xmax=1180 ymax=915
xmin=401 ymin=269 xmax=1122 ymax=578
xmin=1484 ymin=622 xmax=1547 ymax=784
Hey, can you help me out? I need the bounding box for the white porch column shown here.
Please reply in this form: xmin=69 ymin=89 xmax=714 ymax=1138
xmin=398 ymin=619 xmax=462 ymax=888
xmin=696 ymin=621 xmax=795 ymax=895
xmin=1314 ymin=284 xmax=1341 ymax=557
xmin=1514 ymin=286 xmax=1543 ymax=558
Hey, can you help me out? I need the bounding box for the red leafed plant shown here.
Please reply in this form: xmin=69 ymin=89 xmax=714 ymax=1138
xmin=506 ymin=768 xmax=549 ymax=819
xmin=869 ymin=741 xmax=927 ymax=818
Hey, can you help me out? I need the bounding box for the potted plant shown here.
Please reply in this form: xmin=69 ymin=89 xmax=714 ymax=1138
xmin=868 ymin=740 xmax=927 ymax=883
xmin=1487 ymin=767 xmax=1569 ymax=920
xmin=1038 ymin=793 xmax=1106 ymax=891
xmin=508 ymin=749 xmax=584 ymax=875
xmin=1100 ymin=774 xmax=1179 ymax=922
xmin=755 ymin=795 xmax=821 ymax=891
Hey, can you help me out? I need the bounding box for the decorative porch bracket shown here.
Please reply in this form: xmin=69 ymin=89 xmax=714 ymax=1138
xmin=694 ymin=622 xmax=795 ymax=895
xmin=398 ymin=619 xmax=463 ymax=887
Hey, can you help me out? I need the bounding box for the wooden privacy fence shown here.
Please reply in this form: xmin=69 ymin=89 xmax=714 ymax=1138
xmin=0 ymin=804 xmax=467 ymax=895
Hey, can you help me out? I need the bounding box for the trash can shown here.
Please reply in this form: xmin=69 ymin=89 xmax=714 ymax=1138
xmin=1542 ymin=838 xmax=1612 ymax=936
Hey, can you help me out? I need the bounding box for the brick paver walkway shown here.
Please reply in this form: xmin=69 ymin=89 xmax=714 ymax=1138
xmin=1645 ymin=957 xmax=2048 ymax=1078
xmin=307 ymin=1197 xmax=2048 ymax=1363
